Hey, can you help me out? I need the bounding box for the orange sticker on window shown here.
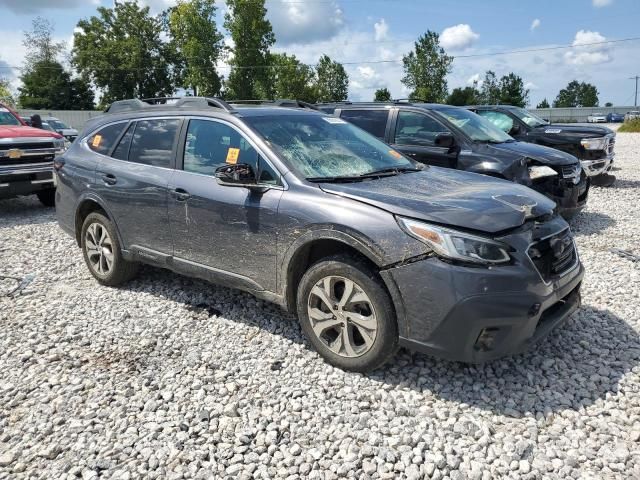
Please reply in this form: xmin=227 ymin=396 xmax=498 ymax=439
xmin=92 ymin=135 xmax=102 ymax=147
xmin=226 ymin=147 xmax=240 ymax=164
xmin=389 ymin=150 xmax=403 ymax=159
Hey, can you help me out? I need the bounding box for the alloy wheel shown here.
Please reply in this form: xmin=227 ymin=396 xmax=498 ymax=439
xmin=307 ymin=275 xmax=378 ymax=358
xmin=85 ymin=222 xmax=114 ymax=276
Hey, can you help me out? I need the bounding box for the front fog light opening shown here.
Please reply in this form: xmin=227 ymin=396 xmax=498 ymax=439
xmin=474 ymin=327 xmax=500 ymax=352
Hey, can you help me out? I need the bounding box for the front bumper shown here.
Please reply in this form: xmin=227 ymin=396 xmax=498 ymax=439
xmin=532 ymin=172 xmax=589 ymax=218
xmin=380 ymin=223 xmax=584 ymax=363
xmin=0 ymin=164 xmax=54 ymax=199
xmin=581 ymin=154 xmax=614 ymax=177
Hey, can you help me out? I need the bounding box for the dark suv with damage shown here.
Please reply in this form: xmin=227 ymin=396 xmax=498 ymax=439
xmin=467 ymin=105 xmax=615 ymax=182
xmin=319 ymin=102 xmax=589 ymax=218
xmin=56 ymin=97 xmax=583 ymax=371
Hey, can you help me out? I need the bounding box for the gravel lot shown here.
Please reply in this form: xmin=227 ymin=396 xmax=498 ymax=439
xmin=1 ymin=129 xmax=639 ymax=480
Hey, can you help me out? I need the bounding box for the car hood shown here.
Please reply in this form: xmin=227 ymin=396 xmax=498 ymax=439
xmin=481 ymin=140 xmax=578 ymax=166
xmin=0 ymin=125 xmax=63 ymax=139
xmin=534 ymin=123 xmax=614 ymax=138
xmin=319 ymin=167 xmax=556 ymax=234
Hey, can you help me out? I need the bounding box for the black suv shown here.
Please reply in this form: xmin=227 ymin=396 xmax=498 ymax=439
xmin=467 ymin=105 xmax=615 ymax=181
xmin=319 ymin=102 xmax=589 ymax=218
xmin=56 ymin=97 xmax=583 ymax=371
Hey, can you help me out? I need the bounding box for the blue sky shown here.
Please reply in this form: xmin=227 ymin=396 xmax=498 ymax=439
xmin=0 ymin=0 xmax=638 ymax=106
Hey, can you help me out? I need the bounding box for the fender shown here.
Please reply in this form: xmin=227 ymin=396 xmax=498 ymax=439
xmin=73 ymin=192 xmax=127 ymax=250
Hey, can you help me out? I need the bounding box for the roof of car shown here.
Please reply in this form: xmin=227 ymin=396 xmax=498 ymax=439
xmin=465 ymin=105 xmax=521 ymax=110
xmin=325 ymin=102 xmax=463 ymax=111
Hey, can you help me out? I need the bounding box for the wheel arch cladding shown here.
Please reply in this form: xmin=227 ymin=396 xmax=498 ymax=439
xmin=75 ymin=198 xmax=111 ymax=246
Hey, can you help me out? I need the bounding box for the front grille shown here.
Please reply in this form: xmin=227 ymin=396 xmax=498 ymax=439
xmin=560 ymin=164 xmax=581 ymax=179
xmin=0 ymin=142 xmax=54 ymax=150
xmin=528 ymin=229 xmax=577 ymax=282
xmin=0 ymin=140 xmax=57 ymax=165
xmin=606 ymin=137 xmax=615 ymax=156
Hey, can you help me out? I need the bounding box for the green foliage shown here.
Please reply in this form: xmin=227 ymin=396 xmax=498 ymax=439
xmin=19 ymin=60 xmax=94 ymax=109
xmin=446 ymin=87 xmax=479 ymax=106
xmin=72 ymin=2 xmax=175 ymax=104
xmin=166 ymin=0 xmax=224 ymax=96
xmin=224 ymin=0 xmax=275 ymax=100
xmin=401 ymin=31 xmax=452 ymax=103
xmin=498 ymin=73 xmax=529 ymax=107
xmin=537 ymin=98 xmax=550 ymax=109
xmin=553 ymin=80 xmax=599 ymax=107
xmin=0 ymin=77 xmax=15 ymax=106
xmin=315 ymin=55 xmax=349 ymax=102
xmin=22 ymin=17 xmax=66 ymax=70
xmin=478 ymin=71 xmax=500 ymax=104
xmin=374 ymin=88 xmax=392 ymax=102
xmin=605 ymin=102 xmax=613 ymax=107
xmin=269 ymin=53 xmax=318 ymax=103
xmin=618 ymin=118 xmax=640 ymax=133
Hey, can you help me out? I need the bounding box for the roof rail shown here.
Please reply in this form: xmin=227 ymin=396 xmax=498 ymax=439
xmin=105 ymin=96 xmax=235 ymax=114
xmin=230 ymin=99 xmax=318 ymax=110
xmin=316 ymin=101 xmax=353 ymax=106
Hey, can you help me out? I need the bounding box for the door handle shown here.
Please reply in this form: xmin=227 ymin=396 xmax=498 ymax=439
xmin=100 ymin=173 xmax=117 ymax=185
xmin=173 ymin=188 xmax=191 ymax=201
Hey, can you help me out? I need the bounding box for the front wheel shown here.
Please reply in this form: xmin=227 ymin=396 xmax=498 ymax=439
xmin=297 ymin=255 xmax=398 ymax=372
xmin=81 ymin=212 xmax=139 ymax=286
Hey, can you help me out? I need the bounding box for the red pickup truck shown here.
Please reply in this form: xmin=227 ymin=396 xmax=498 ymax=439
xmin=0 ymin=103 xmax=66 ymax=206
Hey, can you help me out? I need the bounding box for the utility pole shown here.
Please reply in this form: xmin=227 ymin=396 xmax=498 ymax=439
xmin=631 ymin=76 xmax=639 ymax=107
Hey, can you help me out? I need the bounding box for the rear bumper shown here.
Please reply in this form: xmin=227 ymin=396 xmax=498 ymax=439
xmin=381 ymin=253 xmax=584 ymax=363
xmin=0 ymin=165 xmax=54 ymax=199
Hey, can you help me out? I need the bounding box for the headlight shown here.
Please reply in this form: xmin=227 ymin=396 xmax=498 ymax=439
xmin=398 ymin=218 xmax=511 ymax=265
xmin=528 ymin=165 xmax=557 ymax=180
xmin=53 ymin=138 xmax=66 ymax=154
xmin=580 ymin=137 xmax=607 ymax=150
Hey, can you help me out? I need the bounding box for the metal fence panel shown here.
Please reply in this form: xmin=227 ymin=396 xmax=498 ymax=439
xmin=529 ymin=106 xmax=637 ymax=123
xmin=17 ymin=110 xmax=104 ymax=130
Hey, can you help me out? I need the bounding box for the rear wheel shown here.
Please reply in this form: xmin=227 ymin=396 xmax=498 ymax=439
xmin=36 ymin=189 xmax=55 ymax=207
xmin=81 ymin=212 xmax=139 ymax=286
xmin=297 ymin=255 xmax=398 ymax=372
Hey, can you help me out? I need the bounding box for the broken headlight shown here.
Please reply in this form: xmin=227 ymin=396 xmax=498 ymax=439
xmin=528 ymin=164 xmax=558 ymax=181
xmin=580 ymin=137 xmax=607 ymax=150
xmin=398 ymin=218 xmax=511 ymax=265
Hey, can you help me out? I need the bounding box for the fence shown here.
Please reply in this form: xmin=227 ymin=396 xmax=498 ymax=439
xmin=17 ymin=110 xmax=104 ymax=130
xmin=529 ymin=106 xmax=637 ymax=123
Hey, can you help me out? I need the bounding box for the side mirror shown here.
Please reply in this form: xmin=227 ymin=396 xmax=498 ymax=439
xmin=509 ymin=124 xmax=522 ymax=135
xmin=435 ymin=132 xmax=455 ymax=148
xmin=215 ymin=163 xmax=257 ymax=187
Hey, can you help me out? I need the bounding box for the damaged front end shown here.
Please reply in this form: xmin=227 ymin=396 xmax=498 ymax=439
xmin=527 ymin=161 xmax=589 ymax=219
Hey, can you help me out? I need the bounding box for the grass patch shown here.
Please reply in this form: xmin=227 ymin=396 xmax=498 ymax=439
xmin=618 ymin=119 xmax=640 ymax=132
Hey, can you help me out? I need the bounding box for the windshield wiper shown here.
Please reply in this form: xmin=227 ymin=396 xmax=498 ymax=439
xmin=307 ymin=166 xmax=423 ymax=183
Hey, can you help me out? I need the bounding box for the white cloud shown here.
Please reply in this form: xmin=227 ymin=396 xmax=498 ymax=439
xmin=564 ymin=30 xmax=612 ymax=65
xmin=440 ymin=24 xmax=479 ymax=51
xmin=466 ymin=73 xmax=481 ymax=86
xmin=530 ymin=19 xmax=541 ymax=31
xmin=524 ymin=81 xmax=538 ymax=90
xmin=268 ymin=0 xmax=344 ymax=45
xmin=593 ymin=0 xmax=613 ymax=7
xmin=374 ymin=19 xmax=389 ymax=42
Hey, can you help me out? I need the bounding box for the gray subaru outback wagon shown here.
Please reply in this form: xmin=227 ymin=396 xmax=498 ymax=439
xmin=55 ymin=97 xmax=583 ymax=371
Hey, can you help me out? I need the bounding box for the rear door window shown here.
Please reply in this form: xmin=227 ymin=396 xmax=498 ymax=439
xmin=339 ymin=109 xmax=389 ymax=139
xmin=476 ymin=110 xmax=514 ymax=133
xmin=394 ymin=111 xmax=450 ymax=147
xmin=87 ymin=123 xmax=128 ymax=156
xmin=128 ymin=119 xmax=181 ymax=168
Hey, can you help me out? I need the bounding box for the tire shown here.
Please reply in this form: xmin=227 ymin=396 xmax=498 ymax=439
xmin=296 ymin=254 xmax=398 ymax=372
xmin=80 ymin=212 xmax=139 ymax=286
xmin=36 ymin=189 xmax=56 ymax=207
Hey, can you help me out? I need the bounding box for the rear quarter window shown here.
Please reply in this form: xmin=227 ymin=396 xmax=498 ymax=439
xmin=339 ymin=109 xmax=389 ymax=139
xmin=87 ymin=123 xmax=128 ymax=156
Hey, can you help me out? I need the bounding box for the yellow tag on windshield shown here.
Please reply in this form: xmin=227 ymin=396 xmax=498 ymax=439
xmin=92 ymin=135 xmax=102 ymax=147
xmin=226 ymin=148 xmax=240 ymax=164
xmin=389 ymin=150 xmax=403 ymax=160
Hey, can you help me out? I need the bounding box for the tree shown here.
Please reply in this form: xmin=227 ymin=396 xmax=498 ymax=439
xmin=224 ymin=0 xmax=275 ymax=99
xmin=165 ymin=0 xmax=224 ymax=96
xmin=374 ymin=88 xmax=392 ymax=102
xmin=478 ymin=71 xmax=500 ymax=104
xmin=19 ymin=60 xmax=94 ymax=110
xmin=553 ymin=80 xmax=599 ymax=107
xmin=269 ymin=53 xmax=317 ymax=102
xmin=401 ymin=31 xmax=452 ymax=103
xmin=605 ymin=102 xmax=613 ymax=107
xmin=0 ymin=77 xmax=15 ymax=106
xmin=22 ymin=17 xmax=66 ymax=70
xmin=537 ymin=98 xmax=550 ymax=108
xmin=446 ymin=86 xmax=479 ymax=106
xmin=498 ymin=73 xmax=529 ymax=107
xmin=315 ymin=55 xmax=349 ymax=102
xmin=73 ymin=2 xmax=175 ymax=105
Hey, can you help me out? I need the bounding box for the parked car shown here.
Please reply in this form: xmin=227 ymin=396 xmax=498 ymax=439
xmin=587 ymin=113 xmax=607 ymax=123
xmin=320 ymin=101 xmax=588 ymax=218
xmin=0 ymin=103 xmax=66 ymax=206
xmin=606 ymin=112 xmax=625 ymax=123
xmin=56 ymin=97 xmax=583 ymax=371
xmin=625 ymin=111 xmax=640 ymax=121
xmin=43 ymin=116 xmax=78 ymax=142
xmin=467 ymin=105 xmax=616 ymax=181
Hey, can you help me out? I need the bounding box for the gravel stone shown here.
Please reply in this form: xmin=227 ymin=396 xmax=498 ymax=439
xmin=1 ymin=125 xmax=639 ymax=478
